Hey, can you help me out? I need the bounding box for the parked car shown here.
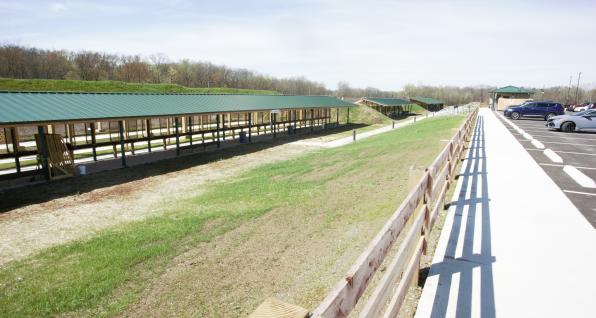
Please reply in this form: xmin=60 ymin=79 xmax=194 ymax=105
xmin=574 ymin=103 xmax=596 ymax=112
xmin=504 ymin=101 xmax=565 ymax=120
xmin=547 ymin=109 xmax=596 ymax=132
xmin=570 ymin=103 xmax=590 ymax=112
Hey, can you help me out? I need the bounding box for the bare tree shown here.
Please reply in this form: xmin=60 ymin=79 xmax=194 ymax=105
xmin=149 ymin=53 xmax=169 ymax=83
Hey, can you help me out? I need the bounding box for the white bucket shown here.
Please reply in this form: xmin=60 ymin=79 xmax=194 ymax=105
xmin=78 ymin=165 xmax=87 ymax=175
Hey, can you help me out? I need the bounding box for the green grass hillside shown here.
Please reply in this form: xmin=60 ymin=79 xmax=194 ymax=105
xmin=0 ymin=78 xmax=278 ymax=95
xmin=337 ymin=103 xmax=427 ymax=127
xmin=343 ymin=104 xmax=393 ymax=125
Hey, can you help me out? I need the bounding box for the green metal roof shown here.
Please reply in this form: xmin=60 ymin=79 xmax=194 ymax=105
xmin=410 ymin=97 xmax=444 ymax=105
xmin=489 ymin=86 xmax=534 ymax=94
xmin=362 ymin=97 xmax=410 ymax=106
xmin=0 ymin=92 xmax=354 ymax=125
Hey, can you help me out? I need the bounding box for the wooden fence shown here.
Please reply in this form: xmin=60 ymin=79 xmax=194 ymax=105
xmin=311 ymin=107 xmax=478 ymax=318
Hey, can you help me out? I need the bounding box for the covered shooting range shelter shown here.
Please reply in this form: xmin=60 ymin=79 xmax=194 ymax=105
xmin=410 ymin=97 xmax=445 ymax=112
xmin=355 ymin=97 xmax=412 ymax=117
xmin=0 ymin=92 xmax=354 ymax=182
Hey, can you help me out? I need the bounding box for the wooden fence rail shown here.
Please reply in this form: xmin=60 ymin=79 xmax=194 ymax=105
xmin=311 ymin=107 xmax=479 ymax=318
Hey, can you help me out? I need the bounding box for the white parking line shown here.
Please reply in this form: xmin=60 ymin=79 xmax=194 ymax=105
xmin=563 ymin=165 xmax=596 ymax=188
xmin=526 ymin=134 xmax=596 ymax=141
xmin=530 ymin=150 xmax=596 ymax=156
xmin=540 ymin=163 xmax=596 ymax=170
xmin=564 ymin=190 xmax=596 ymax=197
xmin=543 ymin=149 xmax=563 ymax=163
xmin=541 ymin=141 xmax=596 ymax=147
xmin=531 ymin=140 xmax=545 ymax=149
xmin=556 ymin=150 xmax=596 ymax=156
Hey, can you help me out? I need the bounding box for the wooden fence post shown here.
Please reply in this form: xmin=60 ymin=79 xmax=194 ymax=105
xmin=423 ymin=168 xmax=433 ymax=254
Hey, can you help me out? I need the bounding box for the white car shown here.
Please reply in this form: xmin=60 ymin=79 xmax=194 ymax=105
xmin=546 ymin=110 xmax=596 ymax=132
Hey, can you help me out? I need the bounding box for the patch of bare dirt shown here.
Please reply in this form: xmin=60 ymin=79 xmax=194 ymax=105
xmin=0 ymin=142 xmax=316 ymax=265
xmin=117 ymin=184 xmax=392 ymax=318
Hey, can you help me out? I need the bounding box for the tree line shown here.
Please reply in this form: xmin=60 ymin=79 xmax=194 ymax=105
xmin=0 ymin=44 xmax=594 ymax=105
xmin=0 ymin=44 xmax=328 ymax=95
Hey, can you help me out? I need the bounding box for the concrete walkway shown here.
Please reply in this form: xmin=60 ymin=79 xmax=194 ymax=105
xmin=416 ymin=108 xmax=596 ymax=318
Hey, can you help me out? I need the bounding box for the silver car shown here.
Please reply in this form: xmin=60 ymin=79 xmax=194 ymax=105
xmin=547 ymin=110 xmax=596 ymax=132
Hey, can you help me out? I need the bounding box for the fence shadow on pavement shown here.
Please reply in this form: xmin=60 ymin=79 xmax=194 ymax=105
xmin=425 ymin=115 xmax=497 ymax=318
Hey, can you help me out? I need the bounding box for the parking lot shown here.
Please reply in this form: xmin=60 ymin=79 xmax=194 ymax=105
xmin=496 ymin=114 xmax=596 ymax=227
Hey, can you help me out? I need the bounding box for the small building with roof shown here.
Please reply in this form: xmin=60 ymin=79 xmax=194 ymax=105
xmin=489 ymin=86 xmax=534 ymax=110
xmin=355 ymin=97 xmax=411 ymax=117
xmin=410 ymin=97 xmax=444 ymax=112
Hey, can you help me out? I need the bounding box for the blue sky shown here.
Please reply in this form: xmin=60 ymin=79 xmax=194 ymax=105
xmin=1 ymin=0 xmax=595 ymax=90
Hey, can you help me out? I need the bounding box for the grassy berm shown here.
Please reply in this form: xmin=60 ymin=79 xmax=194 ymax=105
xmin=0 ymin=115 xmax=464 ymax=318
xmin=0 ymin=78 xmax=277 ymax=94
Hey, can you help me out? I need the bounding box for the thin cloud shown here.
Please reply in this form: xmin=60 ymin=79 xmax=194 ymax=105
xmin=49 ymin=2 xmax=68 ymax=13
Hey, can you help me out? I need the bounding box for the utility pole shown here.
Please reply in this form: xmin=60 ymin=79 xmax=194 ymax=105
xmin=574 ymin=72 xmax=581 ymax=105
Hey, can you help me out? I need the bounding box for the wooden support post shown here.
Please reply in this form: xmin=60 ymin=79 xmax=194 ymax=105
xmin=189 ymin=116 xmax=193 ymax=146
xmin=222 ymin=113 xmax=226 ymax=141
xmin=310 ymin=109 xmax=314 ymax=132
xmin=118 ymin=121 xmax=126 ymax=167
xmin=146 ymin=119 xmax=152 ymax=152
xmin=216 ymin=114 xmax=221 ymax=148
xmin=126 ymin=121 xmax=135 ymax=155
xmin=273 ymin=113 xmax=277 ymax=138
xmin=90 ymin=122 xmax=97 ymax=161
xmin=166 ymin=118 xmax=171 ymax=144
xmin=347 ymin=107 xmax=350 ymax=125
xmin=37 ymin=126 xmax=50 ymax=180
xmin=248 ymin=112 xmax=252 ymax=142
xmin=10 ymin=127 xmax=21 ymax=173
xmin=175 ymin=117 xmax=180 ymax=156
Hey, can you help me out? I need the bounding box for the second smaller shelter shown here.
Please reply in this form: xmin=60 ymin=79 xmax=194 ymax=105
xmin=410 ymin=97 xmax=444 ymax=112
xmin=355 ymin=97 xmax=411 ymax=117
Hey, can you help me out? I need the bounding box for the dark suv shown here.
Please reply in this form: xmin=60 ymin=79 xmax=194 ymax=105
xmin=504 ymin=101 xmax=564 ymax=120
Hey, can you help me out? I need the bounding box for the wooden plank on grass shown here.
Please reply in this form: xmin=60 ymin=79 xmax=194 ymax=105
xmin=249 ymin=297 xmax=309 ymax=318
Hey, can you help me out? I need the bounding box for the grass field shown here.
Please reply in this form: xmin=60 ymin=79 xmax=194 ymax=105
xmin=0 ymin=115 xmax=464 ymax=317
xmin=0 ymin=78 xmax=278 ymax=95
